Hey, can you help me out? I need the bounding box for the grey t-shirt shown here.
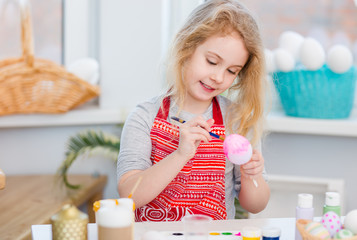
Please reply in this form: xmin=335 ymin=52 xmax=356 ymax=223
xmin=117 ymin=94 xmax=266 ymax=219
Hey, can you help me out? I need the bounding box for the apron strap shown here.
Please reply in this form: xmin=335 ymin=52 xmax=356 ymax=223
xmin=212 ymin=97 xmax=223 ymax=125
xmin=156 ymin=96 xmax=170 ymax=120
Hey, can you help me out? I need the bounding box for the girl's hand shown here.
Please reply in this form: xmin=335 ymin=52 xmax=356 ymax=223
xmin=240 ymin=149 xmax=264 ymax=180
xmin=176 ymin=115 xmax=214 ymax=161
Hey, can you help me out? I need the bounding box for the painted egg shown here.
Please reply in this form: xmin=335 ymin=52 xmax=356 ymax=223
xmin=344 ymin=209 xmax=357 ymax=234
xmin=223 ymin=134 xmax=252 ymax=165
xmin=300 ymin=37 xmax=325 ymax=70
xmin=274 ymin=48 xmax=295 ymax=72
xmin=334 ymin=229 xmax=354 ymax=239
xmin=305 ymin=221 xmax=330 ymax=239
xmin=321 ymin=211 xmax=342 ymax=237
xmin=278 ymin=31 xmax=304 ymax=61
xmin=327 ymin=44 xmax=353 ymax=74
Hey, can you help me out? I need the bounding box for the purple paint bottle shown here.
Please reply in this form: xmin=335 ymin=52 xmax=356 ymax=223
xmin=295 ymin=193 xmax=314 ymax=240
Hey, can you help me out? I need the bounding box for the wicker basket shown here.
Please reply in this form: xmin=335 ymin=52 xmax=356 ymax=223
xmin=0 ymin=1 xmax=100 ymax=116
xmin=273 ymin=65 xmax=356 ymax=119
xmin=296 ymin=219 xmax=357 ymax=240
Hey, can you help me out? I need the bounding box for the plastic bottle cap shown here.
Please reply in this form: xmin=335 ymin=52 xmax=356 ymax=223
xmin=242 ymin=226 xmax=262 ymax=237
xmin=297 ymin=193 xmax=313 ymax=208
xmin=262 ymin=227 xmax=281 ymax=237
xmin=325 ymin=192 xmax=340 ymax=206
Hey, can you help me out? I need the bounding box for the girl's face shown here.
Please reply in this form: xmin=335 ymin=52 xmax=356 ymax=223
xmin=183 ymin=31 xmax=249 ymax=111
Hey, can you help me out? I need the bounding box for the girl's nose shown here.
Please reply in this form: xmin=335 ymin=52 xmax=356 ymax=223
xmin=210 ymin=69 xmax=225 ymax=83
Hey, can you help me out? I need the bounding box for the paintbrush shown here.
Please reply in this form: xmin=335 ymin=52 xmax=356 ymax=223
xmin=128 ymin=176 xmax=143 ymax=199
xmin=171 ymin=116 xmax=225 ymax=141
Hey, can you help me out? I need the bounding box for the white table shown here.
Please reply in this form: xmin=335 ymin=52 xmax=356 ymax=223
xmin=32 ymin=218 xmax=297 ymax=240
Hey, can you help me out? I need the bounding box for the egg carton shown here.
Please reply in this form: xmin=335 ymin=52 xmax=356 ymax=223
xmin=296 ymin=219 xmax=357 ymax=240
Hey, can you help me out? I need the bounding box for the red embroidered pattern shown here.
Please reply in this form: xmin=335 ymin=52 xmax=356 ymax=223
xmin=135 ymin=97 xmax=227 ymax=221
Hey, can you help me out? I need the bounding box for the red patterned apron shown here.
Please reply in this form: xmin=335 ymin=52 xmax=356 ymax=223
xmin=134 ymin=97 xmax=227 ymax=221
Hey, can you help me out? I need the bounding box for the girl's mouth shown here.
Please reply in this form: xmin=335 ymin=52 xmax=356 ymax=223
xmin=200 ymin=81 xmax=215 ymax=91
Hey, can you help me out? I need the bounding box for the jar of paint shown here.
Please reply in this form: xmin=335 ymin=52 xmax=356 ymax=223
xmin=242 ymin=226 xmax=262 ymax=240
xmin=262 ymin=227 xmax=281 ymax=240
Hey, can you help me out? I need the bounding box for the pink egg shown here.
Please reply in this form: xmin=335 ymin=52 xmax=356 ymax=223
xmin=321 ymin=211 xmax=342 ymax=237
xmin=223 ymin=134 xmax=252 ymax=165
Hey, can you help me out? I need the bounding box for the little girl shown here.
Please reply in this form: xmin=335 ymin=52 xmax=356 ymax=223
xmin=117 ymin=0 xmax=270 ymax=221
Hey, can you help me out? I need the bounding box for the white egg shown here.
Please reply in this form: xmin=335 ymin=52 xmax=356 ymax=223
xmin=273 ymin=48 xmax=295 ymax=72
xmin=344 ymin=209 xmax=357 ymax=234
xmin=300 ymin=37 xmax=325 ymax=70
xmin=327 ymin=44 xmax=353 ymax=73
xmin=67 ymin=57 xmax=100 ymax=85
xmin=278 ymin=31 xmax=304 ymax=61
xmin=264 ymin=48 xmax=277 ymax=73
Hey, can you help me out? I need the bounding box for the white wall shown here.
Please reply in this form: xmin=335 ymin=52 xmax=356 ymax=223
xmin=99 ymin=0 xmax=165 ymax=112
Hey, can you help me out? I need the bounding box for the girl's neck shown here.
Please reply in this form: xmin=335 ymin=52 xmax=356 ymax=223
xmin=182 ymin=97 xmax=213 ymax=114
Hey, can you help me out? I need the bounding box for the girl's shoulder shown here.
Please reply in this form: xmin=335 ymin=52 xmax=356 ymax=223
xmin=136 ymin=95 xmax=163 ymax=113
xmin=126 ymin=95 xmax=163 ymax=128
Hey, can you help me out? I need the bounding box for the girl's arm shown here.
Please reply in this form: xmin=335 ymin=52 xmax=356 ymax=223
xmin=237 ymin=149 xmax=270 ymax=213
xmin=118 ymin=150 xmax=190 ymax=208
xmin=118 ymin=116 xmax=214 ymax=208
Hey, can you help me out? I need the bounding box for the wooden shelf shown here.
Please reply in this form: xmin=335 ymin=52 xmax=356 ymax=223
xmin=0 ymin=106 xmax=125 ymax=128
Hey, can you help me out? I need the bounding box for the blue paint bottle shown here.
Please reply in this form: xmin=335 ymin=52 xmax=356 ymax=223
xmin=262 ymin=227 xmax=281 ymax=240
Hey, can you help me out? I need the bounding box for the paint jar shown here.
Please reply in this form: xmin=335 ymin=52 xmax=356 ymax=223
xmin=182 ymin=214 xmax=212 ymax=240
xmin=262 ymin=227 xmax=281 ymax=240
xmin=242 ymin=226 xmax=262 ymax=240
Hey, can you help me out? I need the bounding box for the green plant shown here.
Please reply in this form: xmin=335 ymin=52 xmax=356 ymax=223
xmin=234 ymin=198 xmax=248 ymax=219
xmin=57 ymin=129 xmax=121 ymax=189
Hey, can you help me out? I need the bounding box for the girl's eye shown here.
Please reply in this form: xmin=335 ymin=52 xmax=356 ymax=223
xmin=228 ymin=69 xmax=237 ymax=75
xmin=207 ymin=59 xmax=217 ymax=65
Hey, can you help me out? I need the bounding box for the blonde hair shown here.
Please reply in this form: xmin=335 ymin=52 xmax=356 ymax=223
xmin=165 ymin=0 xmax=267 ymax=145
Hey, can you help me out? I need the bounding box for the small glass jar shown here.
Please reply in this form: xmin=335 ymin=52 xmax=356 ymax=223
xmin=242 ymin=226 xmax=262 ymax=240
xmin=262 ymin=227 xmax=281 ymax=240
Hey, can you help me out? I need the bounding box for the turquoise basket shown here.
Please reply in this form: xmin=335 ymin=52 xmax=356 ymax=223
xmin=273 ymin=65 xmax=356 ymax=119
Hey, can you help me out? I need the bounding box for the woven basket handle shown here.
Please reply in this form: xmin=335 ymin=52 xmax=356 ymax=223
xmin=19 ymin=0 xmax=34 ymax=67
